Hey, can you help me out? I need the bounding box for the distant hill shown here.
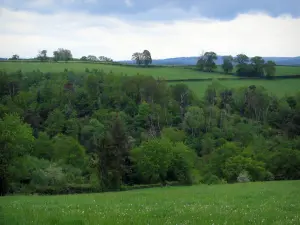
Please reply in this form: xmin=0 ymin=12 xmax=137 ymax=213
xmin=120 ymin=56 xmax=300 ymax=66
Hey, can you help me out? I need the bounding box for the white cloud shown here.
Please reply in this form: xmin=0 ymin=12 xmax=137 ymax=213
xmin=0 ymin=8 xmax=299 ymax=60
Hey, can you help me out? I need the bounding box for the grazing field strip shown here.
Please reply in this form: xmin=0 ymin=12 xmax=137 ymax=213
xmin=1 ymin=181 xmax=299 ymax=225
xmin=0 ymin=62 xmax=234 ymax=79
xmin=175 ymin=78 xmax=300 ymax=98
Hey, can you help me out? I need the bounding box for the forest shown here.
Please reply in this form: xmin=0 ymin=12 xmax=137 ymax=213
xmin=0 ymin=66 xmax=300 ymax=196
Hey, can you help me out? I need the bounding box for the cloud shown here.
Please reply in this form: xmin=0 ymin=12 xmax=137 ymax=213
xmin=2 ymin=0 xmax=300 ymax=20
xmin=0 ymin=8 xmax=299 ymax=60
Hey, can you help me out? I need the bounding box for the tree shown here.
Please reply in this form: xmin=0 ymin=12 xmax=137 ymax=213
xmin=0 ymin=114 xmax=34 ymax=195
xmin=87 ymin=55 xmax=98 ymax=62
xmin=250 ymin=56 xmax=265 ymax=76
xmin=169 ymin=142 xmax=198 ymax=184
xmin=37 ymin=50 xmax=48 ymax=62
xmin=132 ymin=52 xmax=143 ymax=65
xmin=98 ymin=56 xmax=113 ymax=62
xmin=235 ymin=54 xmax=249 ymax=65
xmin=264 ymin=60 xmax=276 ymax=78
xmin=203 ymin=52 xmax=218 ymax=72
xmin=222 ymin=55 xmax=234 ymax=74
xmin=10 ymin=54 xmax=19 ymax=60
xmin=142 ymin=50 xmax=152 ymax=66
xmin=183 ymin=106 xmax=205 ymax=136
xmin=131 ymin=138 xmax=173 ymax=185
xmin=80 ymin=56 xmax=87 ymax=61
xmin=44 ymin=109 xmax=66 ymax=138
xmin=52 ymin=134 xmax=86 ymax=168
xmin=161 ymin=127 xmax=186 ymax=143
xmin=53 ymin=48 xmax=73 ymax=62
xmin=109 ymin=115 xmax=131 ymax=187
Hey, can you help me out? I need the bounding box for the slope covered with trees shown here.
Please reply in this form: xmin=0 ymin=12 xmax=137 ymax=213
xmin=0 ymin=68 xmax=300 ymax=196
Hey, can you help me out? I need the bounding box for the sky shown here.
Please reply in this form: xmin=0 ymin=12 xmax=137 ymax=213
xmin=0 ymin=0 xmax=300 ymax=60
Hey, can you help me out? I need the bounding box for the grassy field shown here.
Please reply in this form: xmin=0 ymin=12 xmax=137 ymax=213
xmin=180 ymin=78 xmax=300 ymax=98
xmin=1 ymin=181 xmax=299 ymax=225
xmin=1 ymin=62 xmax=300 ymax=79
xmin=0 ymin=62 xmax=233 ymax=80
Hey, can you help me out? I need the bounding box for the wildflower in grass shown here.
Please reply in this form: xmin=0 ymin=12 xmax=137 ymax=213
xmin=237 ymin=170 xmax=251 ymax=183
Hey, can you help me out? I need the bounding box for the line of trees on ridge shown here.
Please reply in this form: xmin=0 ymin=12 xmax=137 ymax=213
xmin=197 ymin=52 xmax=277 ymax=77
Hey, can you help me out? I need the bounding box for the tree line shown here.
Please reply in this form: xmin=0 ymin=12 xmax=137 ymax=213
xmin=197 ymin=52 xmax=277 ymax=77
xmin=0 ymin=67 xmax=299 ymax=196
xmin=7 ymin=49 xmax=114 ymax=63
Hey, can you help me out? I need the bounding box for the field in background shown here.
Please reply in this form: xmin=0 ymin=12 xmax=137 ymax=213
xmin=1 ymin=181 xmax=299 ymax=225
xmin=1 ymin=62 xmax=300 ymax=78
xmin=176 ymin=79 xmax=300 ymax=98
xmin=0 ymin=62 xmax=233 ymax=80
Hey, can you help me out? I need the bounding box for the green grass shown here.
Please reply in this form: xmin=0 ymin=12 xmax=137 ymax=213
xmin=1 ymin=181 xmax=299 ymax=225
xmin=181 ymin=79 xmax=300 ymax=98
xmin=1 ymin=62 xmax=300 ymax=79
xmin=275 ymin=66 xmax=300 ymax=76
xmin=0 ymin=62 xmax=232 ymax=80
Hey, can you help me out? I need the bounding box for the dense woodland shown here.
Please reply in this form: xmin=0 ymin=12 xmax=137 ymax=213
xmin=0 ymin=57 xmax=299 ymax=196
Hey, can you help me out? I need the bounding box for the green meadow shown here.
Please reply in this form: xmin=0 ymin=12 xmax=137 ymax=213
xmin=176 ymin=78 xmax=300 ymax=98
xmin=1 ymin=181 xmax=299 ymax=225
xmin=0 ymin=62 xmax=232 ymax=80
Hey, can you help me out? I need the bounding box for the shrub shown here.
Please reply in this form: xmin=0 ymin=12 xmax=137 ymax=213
xmin=203 ymin=174 xmax=223 ymax=185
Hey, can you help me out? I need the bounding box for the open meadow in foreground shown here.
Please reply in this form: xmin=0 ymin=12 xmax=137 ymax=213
xmin=181 ymin=78 xmax=300 ymax=98
xmin=1 ymin=181 xmax=300 ymax=225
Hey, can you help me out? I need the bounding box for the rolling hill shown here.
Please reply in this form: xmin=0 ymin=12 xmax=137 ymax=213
xmin=120 ymin=56 xmax=300 ymax=66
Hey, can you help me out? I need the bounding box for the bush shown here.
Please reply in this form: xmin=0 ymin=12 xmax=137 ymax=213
xmin=237 ymin=170 xmax=251 ymax=183
xmin=34 ymin=184 xmax=100 ymax=195
xmin=203 ymin=174 xmax=223 ymax=185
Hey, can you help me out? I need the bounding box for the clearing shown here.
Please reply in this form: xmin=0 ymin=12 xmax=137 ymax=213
xmin=1 ymin=181 xmax=299 ymax=225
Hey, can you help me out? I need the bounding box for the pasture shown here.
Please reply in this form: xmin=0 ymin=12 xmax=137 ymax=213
xmin=0 ymin=62 xmax=232 ymax=80
xmin=1 ymin=181 xmax=299 ymax=225
xmin=1 ymin=62 xmax=300 ymax=79
xmin=181 ymin=78 xmax=300 ymax=98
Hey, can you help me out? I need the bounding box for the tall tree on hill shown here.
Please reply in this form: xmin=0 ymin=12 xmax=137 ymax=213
xmin=196 ymin=51 xmax=217 ymax=72
xmin=222 ymin=55 xmax=234 ymax=74
xmin=37 ymin=50 xmax=48 ymax=62
xmin=10 ymin=54 xmax=19 ymax=60
xmin=196 ymin=52 xmax=205 ymax=71
xmin=264 ymin=60 xmax=276 ymax=78
xmin=143 ymin=50 xmax=152 ymax=66
xmin=203 ymin=52 xmax=218 ymax=72
xmin=53 ymin=48 xmax=73 ymax=62
xmin=132 ymin=52 xmax=144 ymax=65
xmin=235 ymin=54 xmax=250 ymax=76
xmin=251 ymin=56 xmax=265 ymax=76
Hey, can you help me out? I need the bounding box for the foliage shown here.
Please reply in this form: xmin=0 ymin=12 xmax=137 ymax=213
xmin=132 ymin=50 xmax=152 ymax=66
xmin=53 ymin=48 xmax=73 ymax=62
xmin=131 ymin=138 xmax=174 ymax=184
xmin=222 ymin=55 xmax=234 ymax=74
xmin=196 ymin=51 xmax=217 ymax=72
xmin=37 ymin=50 xmax=48 ymax=62
xmin=0 ymin=61 xmax=300 ymax=196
